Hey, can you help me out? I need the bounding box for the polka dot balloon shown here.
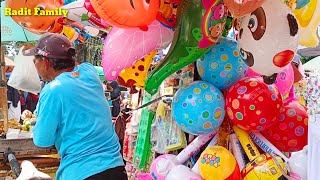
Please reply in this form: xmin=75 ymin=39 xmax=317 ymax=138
xmin=172 ymin=81 xmax=225 ymax=135
xmin=261 ymin=99 xmax=308 ymax=152
xmin=196 ymin=37 xmax=248 ymax=90
xmin=225 ymin=77 xmax=283 ymax=132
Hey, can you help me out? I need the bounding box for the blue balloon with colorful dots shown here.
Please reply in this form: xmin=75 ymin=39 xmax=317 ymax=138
xmin=172 ymin=81 xmax=225 ymax=135
xmin=196 ymin=37 xmax=248 ymax=90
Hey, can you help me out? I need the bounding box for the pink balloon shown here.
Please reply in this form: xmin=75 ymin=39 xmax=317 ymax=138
xmin=102 ymin=21 xmax=174 ymax=81
xmin=246 ymin=64 xmax=294 ymax=96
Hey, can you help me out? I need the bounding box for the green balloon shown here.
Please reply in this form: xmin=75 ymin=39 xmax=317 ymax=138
xmin=145 ymin=0 xmax=211 ymax=95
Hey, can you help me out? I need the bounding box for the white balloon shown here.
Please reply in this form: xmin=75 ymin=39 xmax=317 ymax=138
xmin=165 ymin=165 xmax=203 ymax=180
xmin=288 ymin=146 xmax=308 ymax=180
xmin=238 ymin=0 xmax=299 ymax=82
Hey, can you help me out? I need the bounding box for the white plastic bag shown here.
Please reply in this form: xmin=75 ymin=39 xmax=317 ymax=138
xmin=8 ymin=47 xmax=41 ymax=94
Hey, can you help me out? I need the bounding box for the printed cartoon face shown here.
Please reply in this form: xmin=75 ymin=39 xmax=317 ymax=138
xmin=209 ymin=23 xmax=223 ymax=38
xmin=6 ymin=0 xmax=64 ymax=34
xmin=211 ymin=4 xmax=226 ymax=21
xmin=90 ymin=0 xmax=159 ymax=29
xmin=237 ymin=0 xmax=299 ymax=84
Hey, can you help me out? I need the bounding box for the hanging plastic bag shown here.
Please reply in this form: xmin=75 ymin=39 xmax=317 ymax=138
xmin=8 ymin=47 xmax=41 ymax=94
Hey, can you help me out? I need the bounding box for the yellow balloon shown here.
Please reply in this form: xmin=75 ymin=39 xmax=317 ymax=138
xmin=199 ymin=146 xmax=240 ymax=180
xmin=117 ymin=50 xmax=157 ymax=89
xmin=241 ymin=153 xmax=288 ymax=180
xmin=293 ymin=0 xmax=320 ymax=47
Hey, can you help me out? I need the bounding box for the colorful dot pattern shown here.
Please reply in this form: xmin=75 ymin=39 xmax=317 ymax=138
xmin=225 ymin=77 xmax=283 ymax=132
xmin=196 ymin=37 xmax=248 ymax=90
xmin=261 ymin=100 xmax=308 ymax=152
xmin=172 ymin=81 xmax=225 ymax=135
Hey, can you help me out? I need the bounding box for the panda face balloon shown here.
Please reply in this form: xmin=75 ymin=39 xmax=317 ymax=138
xmin=237 ymin=0 xmax=299 ymax=84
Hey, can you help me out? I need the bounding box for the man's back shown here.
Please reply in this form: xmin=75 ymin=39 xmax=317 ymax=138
xmin=33 ymin=63 xmax=124 ymax=180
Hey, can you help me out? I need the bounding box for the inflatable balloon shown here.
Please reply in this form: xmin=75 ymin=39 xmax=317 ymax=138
xmin=150 ymin=154 xmax=178 ymax=180
xmin=225 ymin=77 xmax=283 ymax=132
xmin=102 ymin=20 xmax=174 ymax=81
xmin=197 ymin=37 xmax=248 ymax=90
xmin=90 ymin=0 xmax=159 ymax=30
xmin=61 ymin=0 xmax=110 ymax=31
xmin=237 ymin=0 xmax=299 ymax=84
xmin=6 ymin=0 xmax=64 ymax=34
xmin=145 ymin=0 xmax=224 ymax=95
xmin=5 ymin=0 xmax=93 ymax=44
xmin=150 ymin=132 xmax=217 ymax=179
xmin=198 ymin=0 xmax=227 ymax=48
xmin=166 ymin=136 xmax=219 ymax=180
xmin=223 ymin=0 xmax=264 ymax=17
xmin=241 ymin=153 xmax=288 ymax=180
xmin=199 ymin=146 xmax=241 ymax=180
xmin=166 ymin=165 xmax=203 ymax=180
xmin=172 ymin=81 xmax=225 ymax=135
xmin=261 ymin=99 xmax=308 ymax=152
xmin=117 ymin=50 xmax=157 ymax=91
xmin=233 ymin=126 xmax=289 ymax=180
xmin=246 ymin=64 xmax=294 ymax=97
xmin=157 ymin=0 xmax=180 ymax=29
xmin=288 ymin=146 xmax=308 ymax=180
xmin=293 ymin=0 xmax=320 ymax=47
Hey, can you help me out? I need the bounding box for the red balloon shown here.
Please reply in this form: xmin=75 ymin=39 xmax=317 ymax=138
xmin=225 ymin=77 xmax=283 ymax=132
xmin=261 ymin=99 xmax=308 ymax=152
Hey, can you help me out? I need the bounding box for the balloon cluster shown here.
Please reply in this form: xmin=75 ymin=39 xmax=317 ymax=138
xmin=7 ymin=0 xmax=311 ymax=178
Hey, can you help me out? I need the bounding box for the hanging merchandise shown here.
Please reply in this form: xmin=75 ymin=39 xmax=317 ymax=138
xmin=102 ymin=20 xmax=174 ymax=81
xmin=305 ymin=72 xmax=320 ymax=115
xmin=117 ymin=51 xmax=157 ymax=92
xmin=225 ymin=77 xmax=283 ymax=132
xmin=237 ymin=0 xmax=299 ymax=84
xmin=145 ymin=0 xmax=227 ymax=95
xmin=197 ymin=37 xmax=248 ymax=90
xmin=133 ymin=93 xmax=156 ymax=169
xmin=90 ymin=0 xmax=159 ymax=30
xmin=8 ymin=47 xmax=41 ymax=94
xmin=61 ymin=0 xmax=110 ymax=31
xmin=292 ymin=0 xmax=320 ymax=47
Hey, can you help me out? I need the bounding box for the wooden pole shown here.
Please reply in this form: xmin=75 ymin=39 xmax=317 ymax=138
xmin=0 ymin=46 xmax=8 ymax=134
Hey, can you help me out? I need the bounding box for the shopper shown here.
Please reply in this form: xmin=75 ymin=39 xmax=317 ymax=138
xmin=109 ymin=81 xmax=121 ymax=118
xmin=24 ymin=33 xmax=127 ymax=180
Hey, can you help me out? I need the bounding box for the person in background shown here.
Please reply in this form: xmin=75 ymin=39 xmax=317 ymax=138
xmin=109 ymin=81 xmax=121 ymax=118
xmin=23 ymin=33 xmax=127 ymax=180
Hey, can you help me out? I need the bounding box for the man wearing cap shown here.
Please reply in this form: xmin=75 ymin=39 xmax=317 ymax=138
xmin=24 ymin=33 xmax=127 ymax=180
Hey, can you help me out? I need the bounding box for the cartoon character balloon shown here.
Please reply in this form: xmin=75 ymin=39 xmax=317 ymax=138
xmin=61 ymin=0 xmax=110 ymax=31
xmin=197 ymin=37 xmax=248 ymax=90
xmin=145 ymin=0 xmax=226 ymax=95
xmin=6 ymin=0 xmax=64 ymax=34
xmin=199 ymin=146 xmax=241 ymax=180
xmin=198 ymin=1 xmax=228 ymax=48
xmin=172 ymin=81 xmax=225 ymax=135
xmin=237 ymin=0 xmax=299 ymax=84
xmin=246 ymin=64 xmax=294 ymax=97
xmin=261 ymin=99 xmax=308 ymax=152
xmin=223 ymin=0 xmax=265 ymax=17
xmin=156 ymin=0 xmax=180 ymax=29
xmin=90 ymin=0 xmax=159 ymax=30
xmin=225 ymin=77 xmax=283 ymax=132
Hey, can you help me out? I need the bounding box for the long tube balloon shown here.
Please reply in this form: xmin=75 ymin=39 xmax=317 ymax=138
xmin=145 ymin=0 xmax=227 ymax=95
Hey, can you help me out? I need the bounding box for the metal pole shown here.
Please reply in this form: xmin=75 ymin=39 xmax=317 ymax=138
xmin=0 ymin=45 xmax=8 ymax=134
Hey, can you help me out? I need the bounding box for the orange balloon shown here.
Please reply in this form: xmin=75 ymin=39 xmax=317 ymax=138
xmin=6 ymin=0 xmax=64 ymax=34
xmin=90 ymin=0 xmax=159 ymax=30
xmin=223 ymin=0 xmax=265 ymax=17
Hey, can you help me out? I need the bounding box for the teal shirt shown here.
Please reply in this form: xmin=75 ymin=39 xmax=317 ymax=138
xmin=33 ymin=63 xmax=124 ymax=180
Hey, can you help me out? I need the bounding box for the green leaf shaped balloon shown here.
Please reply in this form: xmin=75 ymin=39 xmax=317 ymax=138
xmin=145 ymin=0 xmax=227 ymax=95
